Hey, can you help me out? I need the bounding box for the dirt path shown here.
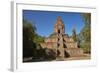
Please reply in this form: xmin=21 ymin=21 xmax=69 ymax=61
xmin=56 ymin=54 xmax=91 ymax=61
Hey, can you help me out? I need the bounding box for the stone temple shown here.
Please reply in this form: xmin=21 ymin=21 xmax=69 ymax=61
xmin=40 ymin=16 xmax=83 ymax=58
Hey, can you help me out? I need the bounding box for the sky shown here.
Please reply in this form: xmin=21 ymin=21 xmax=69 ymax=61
xmin=23 ymin=10 xmax=85 ymax=37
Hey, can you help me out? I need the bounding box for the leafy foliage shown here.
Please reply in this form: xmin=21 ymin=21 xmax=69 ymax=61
xmin=23 ymin=19 xmax=56 ymax=62
xmin=33 ymin=34 xmax=45 ymax=44
xmin=79 ymin=13 xmax=91 ymax=53
xmin=23 ymin=19 xmax=37 ymax=57
xmin=81 ymin=13 xmax=91 ymax=25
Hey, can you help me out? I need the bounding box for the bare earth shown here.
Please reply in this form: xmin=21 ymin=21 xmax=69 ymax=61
xmin=56 ymin=54 xmax=91 ymax=61
xmin=23 ymin=54 xmax=90 ymax=62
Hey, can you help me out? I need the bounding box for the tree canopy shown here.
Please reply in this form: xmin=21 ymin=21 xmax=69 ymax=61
xmin=79 ymin=13 xmax=91 ymax=53
xmin=23 ymin=19 xmax=37 ymax=58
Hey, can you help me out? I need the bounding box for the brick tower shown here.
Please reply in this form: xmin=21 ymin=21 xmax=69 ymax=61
xmin=54 ymin=16 xmax=65 ymax=58
xmin=42 ymin=16 xmax=83 ymax=59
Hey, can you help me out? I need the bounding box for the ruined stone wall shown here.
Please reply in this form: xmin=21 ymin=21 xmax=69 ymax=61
xmin=40 ymin=16 xmax=84 ymax=58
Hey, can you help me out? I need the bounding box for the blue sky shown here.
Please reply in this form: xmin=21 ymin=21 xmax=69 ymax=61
xmin=23 ymin=10 xmax=85 ymax=37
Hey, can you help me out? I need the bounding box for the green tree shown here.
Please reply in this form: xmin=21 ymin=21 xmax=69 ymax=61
xmin=81 ymin=13 xmax=91 ymax=26
xmin=79 ymin=13 xmax=91 ymax=53
xmin=23 ymin=19 xmax=56 ymax=62
xmin=23 ymin=19 xmax=37 ymax=58
xmin=33 ymin=34 xmax=45 ymax=44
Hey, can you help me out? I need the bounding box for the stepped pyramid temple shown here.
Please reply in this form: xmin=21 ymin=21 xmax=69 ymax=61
xmin=40 ymin=16 xmax=83 ymax=58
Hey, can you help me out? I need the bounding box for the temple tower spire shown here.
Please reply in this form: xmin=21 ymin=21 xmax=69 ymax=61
xmin=54 ymin=16 xmax=65 ymax=34
xmin=54 ymin=16 xmax=65 ymax=58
